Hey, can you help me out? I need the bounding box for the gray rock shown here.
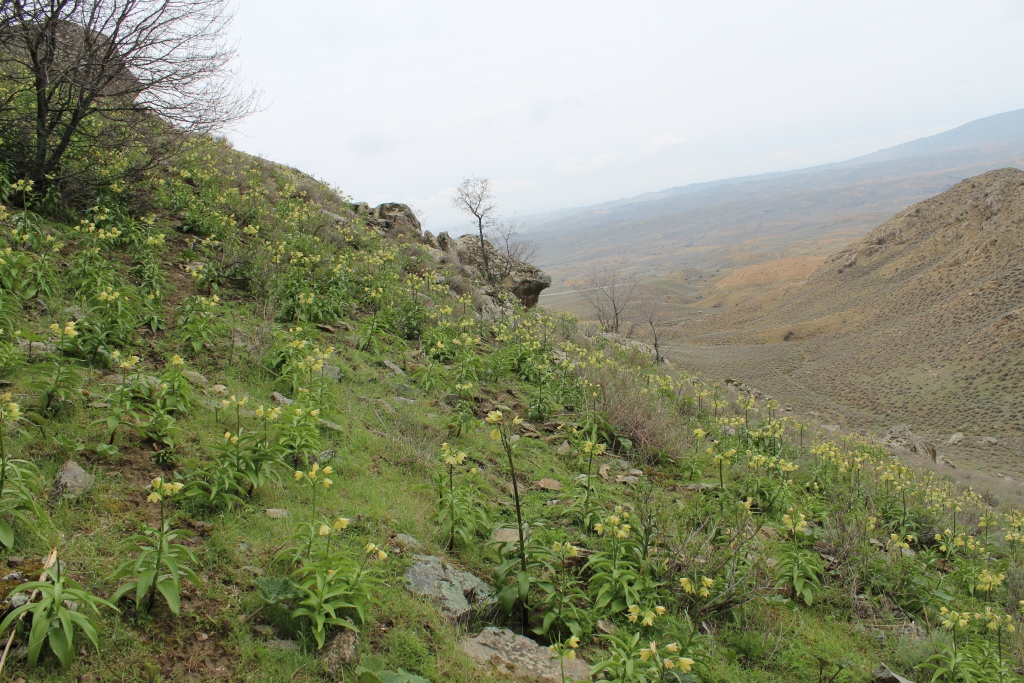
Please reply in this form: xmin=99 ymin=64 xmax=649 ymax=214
xmin=392 ymin=533 xmax=424 ymax=554
xmin=461 ymin=627 xmax=590 ymax=682
xmin=947 ymin=432 xmax=965 ymax=446
xmin=271 ymin=391 xmax=293 ymax=405
xmin=393 ymin=396 xmax=415 ymax=405
xmin=492 ymin=527 xmax=521 ymax=544
xmin=317 ymin=450 xmax=336 ymax=464
xmin=265 ymin=508 xmax=289 ymax=519
xmin=53 ymin=461 xmax=94 ymax=500
xmin=382 ymin=359 xmax=406 ymax=377
xmin=982 ymin=436 xmax=998 ymax=446
xmin=556 ymin=441 xmax=571 ymax=457
xmin=181 ymin=370 xmax=208 ymax=385
xmin=318 ymin=418 xmax=343 ymax=432
xmin=252 ymin=624 xmax=276 ymax=638
xmin=321 ymin=364 xmax=343 ymax=381
xmin=210 ymin=384 xmax=229 ymax=396
xmin=9 ymin=593 xmax=28 ymax=608
xmin=322 ymin=627 xmax=359 ymax=675
xmin=266 ymin=639 xmax=299 ymax=651
xmin=405 ymin=555 xmax=495 ymax=622
xmin=873 ymin=663 xmax=916 ymax=683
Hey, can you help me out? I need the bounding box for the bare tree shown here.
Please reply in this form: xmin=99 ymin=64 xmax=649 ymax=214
xmin=487 ymin=212 xmax=538 ymax=281
xmin=634 ymin=290 xmax=667 ymax=363
xmin=575 ymin=267 xmax=639 ymax=334
xmin=0 ymin=0 xmax=259 ymax=191
xmin=451 ymin=176 xmax=497 ymax=282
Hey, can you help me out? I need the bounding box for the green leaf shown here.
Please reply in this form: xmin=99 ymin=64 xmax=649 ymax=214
xmin=0 ymin=518 xmax=14 ymax=548
xmin=157 ymin=577 xmax=181 ymax=614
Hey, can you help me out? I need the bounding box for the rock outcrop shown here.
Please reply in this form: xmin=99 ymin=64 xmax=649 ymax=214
xmin=404 ymin=555 xmax=495 ymax=621
xmin=883 ymin=425 xmax=937 ymax=462
xmin=450 ymin=234 xmax=551 ymax=308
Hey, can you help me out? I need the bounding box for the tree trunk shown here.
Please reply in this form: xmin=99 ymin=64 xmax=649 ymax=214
xmin=477 ymin=218 xmax=492 ymax=283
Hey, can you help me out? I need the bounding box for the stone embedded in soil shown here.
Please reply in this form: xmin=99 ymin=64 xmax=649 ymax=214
xmin=492 ymin=527 xmax=521 ymax=543
xmin=52 ymin=461 xmax=94 ymax=501
xmin=266 ymin=639 xmax=299 ymax=651
xmin=947 ymin=432 xmax=965 ymax=446
xmin=271 ymin=391 xmax=293 ymax=405
xmin=322 ymin=628 xmax=359 ymax=675
xmin=405 ymin=554 xmax=495 ymax=621
xmin=322 ymin=364 xmax=343 ymax=381
xmin=460 ymin=627 xmax=590 ymax=682
xmin=382 ymin=359 xmax=406 ymax=376
xmin=873 ymin=663 xmax=916 ymax=683
xmin=181 ymin=370 xmax=208 ymax=385
xmin=264 ymin=508 xmax=289 ymax=519
xmin=534 ymin=478 xmax=562 ymax=491
xmin=392 ymin=533 xmax=425 ymax=554
xmin=556 ymin=440 xmax=571 ymax=456
xmin=210 ymin=384 xmax=229 ymax=396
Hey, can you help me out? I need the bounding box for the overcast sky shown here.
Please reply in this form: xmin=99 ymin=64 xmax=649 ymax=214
xmin=227 ymin=1 xmax=1024 ymax=233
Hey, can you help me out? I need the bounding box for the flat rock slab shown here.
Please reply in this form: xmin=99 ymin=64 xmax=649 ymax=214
xmin=405 ymin=555 xmax=495 ymax=621
xmin=382 ymin=359 xmax=406 ymax=376
xmin=461 ymin=627 xmax=590 ymax=682
xmin=534 ymin=478 xmax=562 ymax=491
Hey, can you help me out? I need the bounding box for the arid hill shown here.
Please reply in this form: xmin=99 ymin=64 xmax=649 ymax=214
xmin=675 ymin=168 xmax=1024 ymax=474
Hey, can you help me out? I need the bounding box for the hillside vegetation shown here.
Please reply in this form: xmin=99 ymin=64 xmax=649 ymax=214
xmin=0 ymin=134 xmax=1023 ymax=683
xmin=678 ymin=169 xmax=1024 ymax=476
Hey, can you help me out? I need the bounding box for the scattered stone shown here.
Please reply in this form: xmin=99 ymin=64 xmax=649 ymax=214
xmin=265 ymin=508 xmax=289 ymax=519
xmin=681 ymin=482 xmax=715 ymax=492
xmin=266 ymin=639 xmax=300 ymax=651
xmin=181 ymin=370 xmax=208 ymax=385
xmin=322 ymin=628 xmax=360 ymax=675
xmin=982 ymin=436 xmax=998 ymax=446
xmin=196 ymin=632 xmax=208 ymax=642
xmin=393 ymin=396 xmax=415 ymax=405
xmin=7 ymin=556 xmax=23 ymax=568
xmin=317 ymin=450 xmax=336 ymax=464
xmin=271 ymin=391 xmax=293 ymax=405
xmin=382 ymin=359 xmax=406 ymax=377
xmin=900 ymin=547 xmax=916 ymax=558
xmin=616 ymin=475 xmax=640 ymax=485
xmin=316 ymin=324 xmax=335 ymax=334
xmin=574 ymin=474 xmax=589 ymax=484
xmin=405 ymin=555 xmax=495 ymax=621
xmin=628 ymin=468 xmax=643 ymax=477
xmin=492 ymin=528 xmax=521 ymax=544
xmin=318 ymin=418 xmax=343 ymax=432
xmin=210 ymin=384 xmax=229 ymax=396
xmin=556 ymin=441 xmax=571 ymax=457
xmin=394 ymin=383 xmax=415 ymax=397
xmin=252 ymin=624 xmax=276 ymax=638
xmin=598 ymin=464 xmax=611 ymax=480
xmin=321 ymin=364 xmax=343 ymax=381
xmin=9 ymin=593 xmax=28 ymax=608
xmin=947 ymin=432 xmax=965 ymax=446
xmin=52 ymin=461 xmax=94 ymax=501
xmin=535 ymin=478 xmax=562 ymax=491
xmin=873 ymin=662 xmax=915 ymax=683
xmin=377 ymin=400 xmax=397 ymax=415
xmin=392 ymin=533 xmax=425 ymax=554
xmin=596 ymin=619 xmax=615 ymax=635
xmin=89 ymin=401 xmax=110 ymax=409
xmin=17 ymin=340 xmax=56 ymax=355
xmin=461 ymin=627 xmax=590 ymax=682
xmin=883 ymin=425 xmax=936 ymax=461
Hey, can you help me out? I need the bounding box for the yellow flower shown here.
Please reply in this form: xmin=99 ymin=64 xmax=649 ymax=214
xmin=147 ymin=491 xmax=162 ymax=503
xmin=680 ymin=577 xmax=694 ymax=594
xmin=677 ymin=657 xmax=695 ymax=673
xmin=490 ymin=428 xmax=501 ymax=441
xmin=666 ymin=642 xmax=679 ymax=652
xmin=333 ymin=517 xmax=349 ymax=530
xmin=294 ymin=471 xmax=304 ymax=481
xmin=567 ymin=636 xmax=580 ymax=649
xmin=485 ymin=410 xmax=503 ymax=424
xmin=654 ymin=605 xmax=666 ymax=616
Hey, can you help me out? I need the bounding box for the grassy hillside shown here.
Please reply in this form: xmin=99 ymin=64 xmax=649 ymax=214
xmin=0 ymin=135 xmax=1021 ymax=683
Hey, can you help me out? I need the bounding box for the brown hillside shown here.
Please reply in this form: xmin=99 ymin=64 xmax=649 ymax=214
xmin=679 ymin=168 xmax=1024 ymax=457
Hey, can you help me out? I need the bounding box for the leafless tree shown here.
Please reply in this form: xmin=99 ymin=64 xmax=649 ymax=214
xmin=0 ymin=0 xmax=259 ymax=192
xmin=451 ymin=176 xmax=497 ymax=282
xmin=634 ymin=290 xmax=667 ymax=363
xmin=487 ymin=212 xmax=538 ymax=281
xmin=575 ymin=267 xmax=639 ymax=334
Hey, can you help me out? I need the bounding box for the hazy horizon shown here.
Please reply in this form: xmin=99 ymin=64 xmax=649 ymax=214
xmin=226 ymin=1 xmax=1024 ymax=234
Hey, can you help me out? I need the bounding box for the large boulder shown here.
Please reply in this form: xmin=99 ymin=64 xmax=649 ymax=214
xmin=453 ymin=234 xmax=551 ymax=308
xmin=404 ymin=555 xmax=495 ymax=622
xmin=368 ymin=203 xmax=422 ymax=240
xmin=461 ymin=627 xmax=590 ymax=682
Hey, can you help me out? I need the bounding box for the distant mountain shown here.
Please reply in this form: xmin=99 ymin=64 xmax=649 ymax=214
xmin=678 ymin=169 xmax=1024 ymax=456
xmin=529 ymin=109 xmax=1024 ymax=287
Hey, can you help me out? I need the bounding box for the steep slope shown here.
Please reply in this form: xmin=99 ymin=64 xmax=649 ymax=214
xmin=680 ymin=168 xmax=1024 ymax=458
xmin=529 ymin=109 xmax=1024 ymax=288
